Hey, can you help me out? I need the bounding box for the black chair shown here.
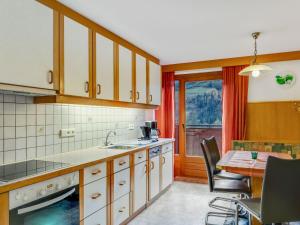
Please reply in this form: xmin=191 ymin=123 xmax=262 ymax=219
xmin=201 ymin=138 xmax=251 ymax=225
xmin=236 ymin=156 xmax=300 ymax=225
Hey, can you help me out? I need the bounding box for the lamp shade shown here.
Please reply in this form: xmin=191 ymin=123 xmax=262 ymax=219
xmin=239 ymin=64 xmax=272 ymax=76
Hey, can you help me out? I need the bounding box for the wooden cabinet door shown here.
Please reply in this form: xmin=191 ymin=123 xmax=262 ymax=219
xmin=118 ymin=46 xmax=132 ymax=102
xmin=161 ymin=151 xmax=173 ymax=190
xmin=149 ymin=156 xmax=160 ymax=199
xmin=64 ymin=16 xmax=89 ymax=97
xmin=95 ymin=33 xmax=114 ymax=100
xmin=133 ymin=161 xmax=147 ymax=212
xmin=149 ymin=61 xmax=162 ymax=105
xmin=0 ymin=0 xmax=54 ymax=89
xmin=135 ymin=54 xmax=147 ymax=104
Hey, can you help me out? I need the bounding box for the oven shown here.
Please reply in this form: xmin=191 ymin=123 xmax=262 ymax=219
xmin=9 ymin=172 xmax=79 ymax=225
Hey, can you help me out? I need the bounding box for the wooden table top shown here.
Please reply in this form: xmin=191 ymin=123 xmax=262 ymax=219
xmin=217 ymin=150 xmax=292 ymax=177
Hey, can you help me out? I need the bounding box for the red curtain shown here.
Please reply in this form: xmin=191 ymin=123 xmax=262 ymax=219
xmin=222 ymin=66 xmax=249 ymax=155
xmin=155 ymin=72 xmax=175 ymax=138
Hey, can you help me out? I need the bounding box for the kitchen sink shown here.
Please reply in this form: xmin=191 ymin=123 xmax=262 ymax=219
xmin=104 ymin=145 xmax=137 ymax=150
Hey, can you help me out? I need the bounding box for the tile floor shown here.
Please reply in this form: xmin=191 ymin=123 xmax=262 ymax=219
xmin=129 ymin=181 xmax=232 ymax=225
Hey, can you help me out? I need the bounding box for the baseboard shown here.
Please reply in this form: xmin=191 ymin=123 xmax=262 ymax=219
xmin=175 ymin=176 xmax=208 ymax=184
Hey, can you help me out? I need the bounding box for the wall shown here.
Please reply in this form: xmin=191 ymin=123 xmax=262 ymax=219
xmin=0 ymin=94 xmax=149 ymax=165
xmin=248 ymin=60 xmax=300 ymax=102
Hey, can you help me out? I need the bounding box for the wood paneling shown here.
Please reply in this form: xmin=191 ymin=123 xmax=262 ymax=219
xmin=162 ymin=51 xmax=300 ymax=72
xmin=246 ymin=101 xmax=300 ymax=142
xmin=175 ymin=71 xmax=222 ymax=81
xmin=0 ymin=192 xmax=8 ymax=225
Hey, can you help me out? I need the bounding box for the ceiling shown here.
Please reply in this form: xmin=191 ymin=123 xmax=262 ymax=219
xmin=59 ymin=0 xmax=300 ymax=65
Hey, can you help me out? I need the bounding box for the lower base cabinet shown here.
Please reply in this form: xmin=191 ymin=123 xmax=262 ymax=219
xmin=133 ymin=161 xmax=147 ymax=212
xmin=113 ymin=194 xmax=130 ymax=225
xmin=161 ymin=151 xmax=173 ymax=190
xmin=149 ymin=155 xmax=160 ymax=199
xmin=83 ymin=207 xmax=107 ymax=225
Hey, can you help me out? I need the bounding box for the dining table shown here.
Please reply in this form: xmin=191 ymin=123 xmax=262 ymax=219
xmin=217 ymin=150 xmax=292 ymax=225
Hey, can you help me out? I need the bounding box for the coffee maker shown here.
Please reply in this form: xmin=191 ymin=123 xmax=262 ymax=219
xmin=140 ymin=121 xmax=160 ymax=142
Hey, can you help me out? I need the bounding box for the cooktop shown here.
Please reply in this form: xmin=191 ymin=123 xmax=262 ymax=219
xmin=0 ymin=160 xmax=69 ymax=182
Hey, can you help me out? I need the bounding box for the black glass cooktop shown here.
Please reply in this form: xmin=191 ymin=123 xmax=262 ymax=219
xmin=0 ymin=160 xmax=69 ymax=182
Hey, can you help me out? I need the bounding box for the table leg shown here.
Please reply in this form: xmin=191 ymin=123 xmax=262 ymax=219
xmin=251 ymin=177 xmax=263 ymax=225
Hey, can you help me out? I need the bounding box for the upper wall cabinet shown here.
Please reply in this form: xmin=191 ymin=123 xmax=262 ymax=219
xmin=119 ymin=46 xmax=133 ymax=102
xmin=64 ymin=16 xmax=90 ymax=97
xmin=149 ymin=61 xmax=162 ymax=105
xmin=135 ymin=54 xmax=147 ymax=104
xmin=0 ymin=0 xmax=55 ymax=90
xmin=95 ymin=33 xmax=114 ymax=100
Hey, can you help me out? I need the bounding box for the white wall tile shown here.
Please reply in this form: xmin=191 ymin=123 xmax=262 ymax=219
xmin=4 ymin=151 xmax=15 ymax=164
xmin=27 ymin=137 xmax=36 ymax=148
xmin=4 ymin=127 xmax=15 ymax=139
xmin=37 ymin=136 xmax=45 ymax=147
xmin=16 ymin=115 xmax=26 ymax=126
xmin=36 ymin=115 xmax=45 ymax=126
xmin=16 ymin=104 xmax=26 ymax=114
xmin=16 ymin=149 xmax=26 ymax=161
xmin=16 ymin=138 xmax=26 ymax=150
xmin=36 ymin=126 xmax=45 ymax=136
xmin=16 ymin=96 xmax=26 ymax=104
xmin=46 ymin=105 xmax=54 ymax=115
xmin=4 ymin=95 xmax=15 ymax=103
xmin=0 ymin=103 xmax=3 ymax=114
xmin=27 ymin=126 xmax=36 ymax=137
xmin=4 ymin=103 xmax=15 ymax=114
xmin=27 ymin=147 xmax=36 ymax=159
xmin=27 ymin=115 xmax=36 ymax=126
xmin=37 ymin=146 xmax=45 ymax=157
xmin=4 ymin=139 xmax=15 ymax=151
xmin=37 ymin=105 xmax=45 ymax=114
xmin=27 ymin=104 xmax=36 ymax=114
xmin=4 ymin=115 xmax=15 ymax=126
xmin=16 ymin=127 xmax=26 ymax=138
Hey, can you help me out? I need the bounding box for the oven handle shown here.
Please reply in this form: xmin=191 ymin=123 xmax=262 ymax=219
xmin=17 ymin=188 xmax=76 ymax=215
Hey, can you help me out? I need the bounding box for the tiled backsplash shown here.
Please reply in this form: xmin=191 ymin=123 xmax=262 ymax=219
xmin=0 ymin=94 xmax=149 ymax=165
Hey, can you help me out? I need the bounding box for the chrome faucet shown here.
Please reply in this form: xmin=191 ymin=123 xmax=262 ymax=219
xmin=104 ymin=130 xmax=116 ymax=146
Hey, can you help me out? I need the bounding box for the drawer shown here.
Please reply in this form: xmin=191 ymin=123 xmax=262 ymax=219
xmin=113 ymin=155 xmax=130 ymax=173
xmin=113 ymin=168 xmax=130 ymax=201
xmin=162 ymin=143 xmax=173 ymax=154
xmin=84 ymin=206 xmax=107 ymax=225
xmin=134 ymin=150 xmax=147 ymax=164
xmin=113 ymin=194 xmax=129 ymax=225
xmin=84 ymin=177 xmax=107 ymax=218
xmin=84 ymin=162 xmax=107 ymax=185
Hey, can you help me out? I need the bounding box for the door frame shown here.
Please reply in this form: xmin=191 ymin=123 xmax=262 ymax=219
xmin=174 ymin=71 xmax=222 ymax=182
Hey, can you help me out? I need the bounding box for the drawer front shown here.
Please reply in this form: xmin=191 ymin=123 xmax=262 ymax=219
xmin=84 ymin=162 xmax=107 ymax=185
xmin=84 ymin=206 xmax=107 ymax=225
xmin=162 ymin=143 xmax=173 ymax=154
xmin=113 ymin=168 xmax=130 ymax=201
xmin=134 ymin=161 xmax=147 ymax=212
xmin=84 ymin=177 xmax=107 ymax=218
xmin=113 ymin=194 xmax=129 ymax=225
xmin=134 ymin=150 xmax=147 ymax=164
xmin=114 ymin=155 xmax=130 ymax=173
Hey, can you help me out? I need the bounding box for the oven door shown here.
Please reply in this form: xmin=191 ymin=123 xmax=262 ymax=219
xmin=10 ymin=186 xmax=79 ymax=225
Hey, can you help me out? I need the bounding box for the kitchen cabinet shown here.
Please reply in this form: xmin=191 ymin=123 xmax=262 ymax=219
xmin=113 ymin=193 xmax=130 ymax=225
xmin=113 ymin=168 xmax=130 ymax=201
xmin=118 ymin=46 xmax=133 ymax=102
xmin=0 ymin=0 xmax=55 ymax=90
xmin=161 ymin=150 xmax=173 ymax=190
xmin=83 ymin=206 xmax=107 ymax=225
xmin=149 ymin=155 xmax=160 ymax=199
xmin=95 ymin=33 xmax=114 ymax=100
xmin=64 ymin=16 xmax=90 ymax=97
xmin=135 ymin=54 xmax=147 ymax=104
xmin=149 ymin=61 xmax=162 ymax=105
xmin=133 ymin=161 xmax=147 ymax=212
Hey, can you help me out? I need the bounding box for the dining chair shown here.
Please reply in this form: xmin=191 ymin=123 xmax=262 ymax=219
xmin=201 ymin=139 xmax=251 ymax=225
xmin=236 ymin=156 xmax=300 ymax=225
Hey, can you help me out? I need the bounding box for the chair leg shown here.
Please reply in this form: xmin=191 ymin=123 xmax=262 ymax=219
xmin=205 ymin=211 xmax=235 ymax=225
xmin=235 ymin=204 xmax=239 ymax=225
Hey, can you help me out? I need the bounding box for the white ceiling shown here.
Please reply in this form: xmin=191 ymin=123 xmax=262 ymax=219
xmin=59 ymin=0 xmax=300 ymax=65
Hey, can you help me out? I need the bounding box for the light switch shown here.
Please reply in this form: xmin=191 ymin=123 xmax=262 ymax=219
xmin=60 ymin=128 xmax=75 ymax=138
xmin=128 ymin=123 xmax=135 ymax=130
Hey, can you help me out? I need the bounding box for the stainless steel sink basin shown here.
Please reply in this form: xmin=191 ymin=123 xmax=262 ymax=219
xmin=104 ymin=145 xmax=137 ymax=150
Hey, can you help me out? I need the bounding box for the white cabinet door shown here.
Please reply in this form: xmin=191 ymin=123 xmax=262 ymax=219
xmin=162 ymin=151 xmax=173 ymax=190
xmin=84 ymin=206 xmax=106 ymax=225
xmin=95 ymin=33 xmax=114 ymax=100
xmin=113 ymin=193 xmax=129 ymax=225
xmin=64 ymin=16 xmax=89 ymax=97
xmin=118 ymin=46 xmax=132 ymax=102
xmin=134 ymin=161 xmax=147 ymax=212
xmin=135 ymin=54 xmax=147 ymax=104
xmin=0 ymin=0 xmax=54 ymax=89
xmin=149 ymin=156 xmax=160 ymax=199
xmin=149 ymin=61 xmax=161 ymax=105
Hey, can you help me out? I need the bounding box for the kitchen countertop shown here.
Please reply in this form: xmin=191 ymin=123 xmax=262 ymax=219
xmin=0 ymin=138 xmax=175 ymax=193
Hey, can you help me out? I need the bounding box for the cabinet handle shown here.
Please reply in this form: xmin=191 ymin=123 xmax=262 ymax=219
xmin=144 ymin=164 xmax=147 ymax=174
xmin=136 ymin=91 xmax=140 ymax=100
xmin=149 ymin=94 xmax=153 ymax=102
xmin=138 ymin=154 xmax=143 ymax=159
xmin=119 ymin=206 xmax=126 ymax=213
xmin=85 ymin=81 xmax=89 ymax=93
xmin=91 ymin=193 xmax=101 ymax=199
xmin=150 ymin=161 xmax=154 ymax=170
xmin=119 ymin=161 xmax=126 ymax=166
xmin=130 ymin=90 xmax=133 ymax=99
xmin=97 ymin=84 xmax=101 ymax=95
xmin=91 ymin=169 xmax=101 ymax=175
xmin=47 ymin=70 xmax=53 ymax=84
xmin=162 ymin=156 xmax=166 ymax=165
xmin=119 ymin=180 xmax=126 ymax=186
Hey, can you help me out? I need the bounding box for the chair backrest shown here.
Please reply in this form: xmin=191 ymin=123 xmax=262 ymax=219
xmin=201 ymin=142 xmax=214 ymax=192
xmin=261 ymin=156 xmax=300 ymax=224
xmin=202 ymin=137 xmax=221 ymax=175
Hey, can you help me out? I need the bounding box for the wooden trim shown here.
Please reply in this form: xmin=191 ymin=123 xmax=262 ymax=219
xmin=132 ymin=53 xmax=137 ymax=103
xmin=53 ymin=10 xmax=60 ymax=91
xmin=59 ymin=13 xmax=64 ymax=94
xmin=114 ymin=43 xmax=120 ymax=100
xmin=162 ymin=51 xmax=300 ymax=72
xmin=106 ymin=161 xmax=112 ymax=225
xmin=34 ymin=95 xmax=159 ymax=109
xmin=175 ymin=71 xmax=222 ymax=81
xmin=37 ymin=0 xmax=159 ymax=64
xmin=129 ymin=154 xmax=134 ymax=216
xmin=0 ymin=192 xmax=8 ymax=225
xmin=79 ymin=170 xmax=84 ymax=221
xmin=146 ymin=60 xmax=150 ymax=104
xmin=88 ymin=29 xmax=94 ymax=98
xmin=146 ymin=148 xmax=150 ymax=202
xmin=174 ymin=176 xmax=208 ymax=184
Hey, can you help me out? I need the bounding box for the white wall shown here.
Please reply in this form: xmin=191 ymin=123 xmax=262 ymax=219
xmin=248 ymin=60 xmax=300 ymax=102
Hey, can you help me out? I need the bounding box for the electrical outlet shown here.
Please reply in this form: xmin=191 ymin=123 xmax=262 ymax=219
xmin=128 ymin=123 xmax=135 ymax=130
xmin=60 ymin=128 xmax=75 ymax=138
